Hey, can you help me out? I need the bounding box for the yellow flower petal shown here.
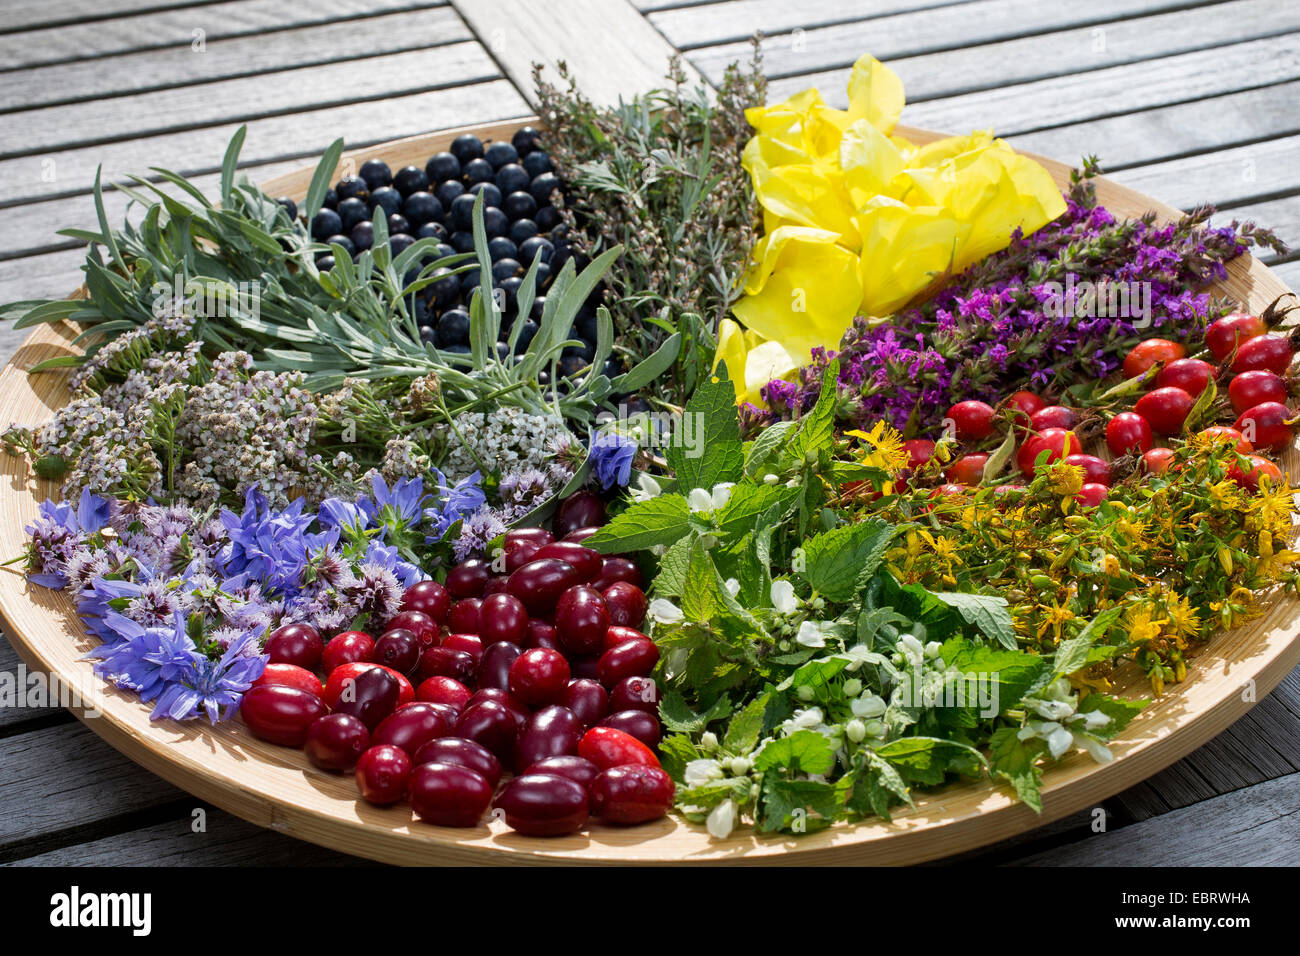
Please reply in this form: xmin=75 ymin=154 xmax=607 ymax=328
xmin=712 ymin=319 xmax=797 ymax=407
xmin=845 ymin=54 xmax=905 ymax=133
xmin=731 ymin=226 xmax=863 ymax=362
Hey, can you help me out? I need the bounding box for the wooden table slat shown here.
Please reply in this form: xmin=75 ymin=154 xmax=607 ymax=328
xmin=761 ymin=0 xmax=1298 ymax=107
xmin=2 ymin=43 xmax=502 ymax=161
xmin=448 ymin=0 xmax=705 ymax=107
xmin=0 ymin=81 xmax=531 ymax=263
xmin=648 ymin=0 xmax=982 ymax=49
xmin=0 ymin=0 xmax=448 ymax=71
xmin=1013 ymin=770 xmax=1300 ymax=865
xmin=1 ymin=6 xmax=473 ymax=113
xmin=683 ymin=0 xmax=1226 ymax=82
xmin=4 ymin=806 xmax=369 ymax=867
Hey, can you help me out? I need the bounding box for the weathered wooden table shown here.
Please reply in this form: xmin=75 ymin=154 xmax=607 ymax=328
xmin=1 ymin=0 xmax=1297 ymax=866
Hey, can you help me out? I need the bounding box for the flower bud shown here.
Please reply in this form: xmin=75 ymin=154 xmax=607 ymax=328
xmin=796 ymin=684 xmax=815 ymax=702
xmin=845 ymin=718 xmax=867 ymax=743
xmin=729 ymin=756 xmax=751 ymax=776
xmin=842 ymin=678 xmax=863 ymax=698
xmin=700 ymin=731 xmax=719 ymax=753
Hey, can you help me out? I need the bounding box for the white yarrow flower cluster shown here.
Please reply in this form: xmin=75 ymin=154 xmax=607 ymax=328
xmin=442 ymin=406 xmax=573 ymax=482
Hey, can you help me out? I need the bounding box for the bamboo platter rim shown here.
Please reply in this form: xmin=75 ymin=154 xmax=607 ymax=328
xmin=2 ymin=119 xmax=1298 ymax=866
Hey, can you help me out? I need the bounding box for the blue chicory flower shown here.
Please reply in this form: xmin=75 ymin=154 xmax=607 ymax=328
xmin=590 ymin=432 xmax=636 ymax=490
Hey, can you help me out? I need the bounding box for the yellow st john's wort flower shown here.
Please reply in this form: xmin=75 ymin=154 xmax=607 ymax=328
xmin=721 ymin=53 xmax=1067 ymax=392
xmin=845 ymin=422 xmax=909 ymax=473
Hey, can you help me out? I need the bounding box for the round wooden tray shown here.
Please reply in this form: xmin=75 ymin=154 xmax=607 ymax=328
xmin=1 ymin=120 xmax=1297 ymax=866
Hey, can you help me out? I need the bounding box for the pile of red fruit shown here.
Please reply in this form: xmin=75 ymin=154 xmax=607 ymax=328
xmin=921 ymin=310 xmax=1293 ymax=504
xmin=237 ymin=491 xmax=674 ymax=836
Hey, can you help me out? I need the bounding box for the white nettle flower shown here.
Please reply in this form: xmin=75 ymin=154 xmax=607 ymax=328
xmin=795 ymin=620 xmax=827 ymax=648
xmin=630 ymin=473 xmax=662 ymax=502
xmin=769 ymin=579 xmax=799 ymax=615
xmin=649 ymin=598 xmax=684 ymax=624
xmin=684 ymin=758 xmax=724 ymax=787
xmin=895 ymin=633 xmax=926 ymax=667
xmin=686 ymin=487 xmax=715 ymax=513
xmin=850 ymin=693 xmax=887 ymax=719
xmin=723 ymin=577 xmax=741 ymax=597
xmin=707 ymin=799 xmax=737 ymax=840
xmin=788 ymin=707 xmax=824 ymax=731
xmin=710 ymin=482 xmax=735 ymax=510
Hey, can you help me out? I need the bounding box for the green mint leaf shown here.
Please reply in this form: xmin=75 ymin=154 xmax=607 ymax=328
xmin=658 ymin=733 xmax=701 ymax=780
xmin=932 ymin=591 xmax=1018 ymax=650
xmin=780 ymin=359 xmax=839 ymax=467
xmin=1077 ymin=693 xmax=1148 ymax=740
xmin=659 ymin=690 xmax=732 ymax=734
xmin=940 ymin=637 xmax=1048 ymax=713
xmin=586 ymin=494 xmax=690 ymax=554
xmin=1052 ymin=605 xmax=1126 ymax=678
xmin=799 ymin=518 xmax=898 ymax=603
xmin=667 ymin=364 xmax=742 ymax=492
xmin=757 ymin=777 xmax=848 ymax=833
xmin=681 ymin=539 xmax=721 ymax=623
xmin=723 ymin=693 xmax=769 ymax=755
xmin=752 ymin=728 xmax=836 ymax=777
xmin=989 ymin=726 xmax=1045 ymax=813
xmin=652 ymin=535 xmax=692 ymax=598
xmin=743 ymin=420 xmax=797 ymax=476
xmin=714 ymin=483 xmax=798 ymax=541
xmin=875 ymin=736 xmax=986 ymax=788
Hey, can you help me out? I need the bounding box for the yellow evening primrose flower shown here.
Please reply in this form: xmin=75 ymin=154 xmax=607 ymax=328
xmin=719 ymin=53 xmax=1066 ymax=392
xmin=730 ymin=225 xmax=864 ymax=363
xmin=712 ymin=318 xmax=798 ymax=407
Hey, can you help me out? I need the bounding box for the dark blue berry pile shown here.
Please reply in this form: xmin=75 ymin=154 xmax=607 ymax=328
xmin=300 ymin=126 xmax=617 ymax=385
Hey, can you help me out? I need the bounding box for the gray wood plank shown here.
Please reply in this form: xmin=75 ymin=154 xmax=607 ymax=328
xmin=5 ymin=807 xmax=370 ymax=866
xmin=1009 ymin=77 xmax=1300 ymax=175
xmin=0 ymin=81 xmax=530 ymax=262
xmin=0 ymin=632 xmax=69 ymax=731
xmin=1015 ymin=771 xmax=1300 ymax=865
xmin=0 ymin=249 xmax=91 ymax=329
xmin=1109 ymin=134 xmax=1300 ymax=212
xmin=767 ymin=1 xmax=1300 ymax=111
xmin=904 ymin=33 xmax=1300 ymax=139
xmin=0 ymin=7 xmax=472 ymax=112
xmin=685 ymin=0 xmax=1225 ymax=84
xmin=648 ymin=0 xmax=982 ymax=49
xmin=0 ymin=0 xmax=187 ymax=32
xmin=1106 ymin=676 xmax=1300 ymax=823
xmin=0 ymin=0 xmax=447 ymax=71
xmin=0 ymin=78 xmax=529 ymax=209
xmin=449 ymin=0 xmax=704 ymax=107
xmin=0 ymin=721 xmax=184 ymax=848
xmin=1273 ymin=258 xmax=1300 ymax=289
xmin=2 ymin=43 xmax=501 ymax=160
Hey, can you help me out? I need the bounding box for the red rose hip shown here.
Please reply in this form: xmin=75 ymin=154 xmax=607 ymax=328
xmin=413 ymin=736 xmax=503 ymax=787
